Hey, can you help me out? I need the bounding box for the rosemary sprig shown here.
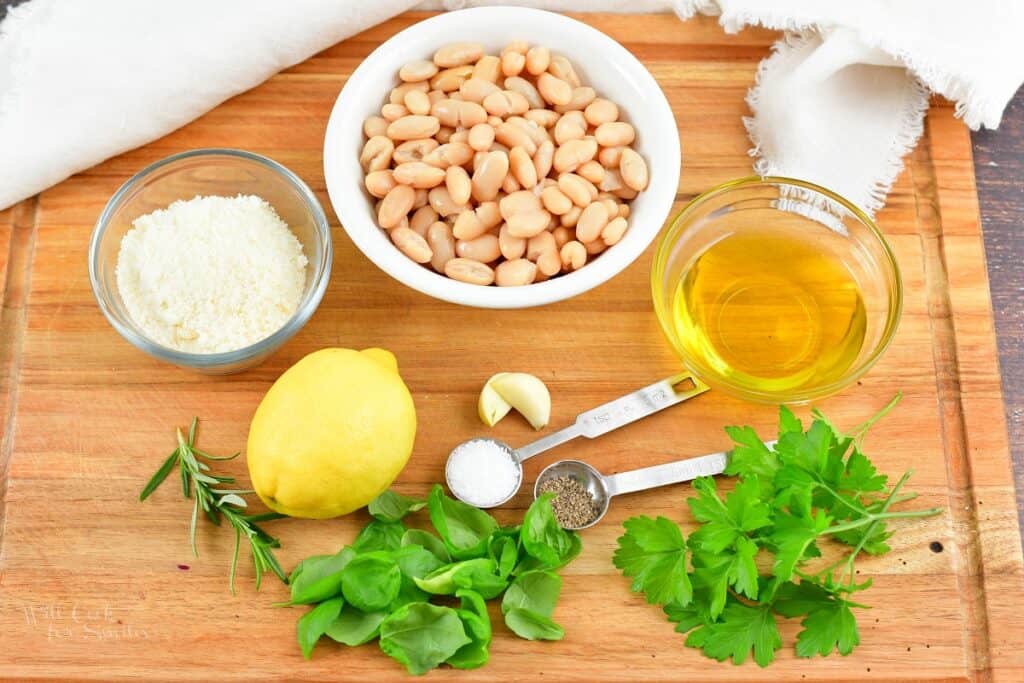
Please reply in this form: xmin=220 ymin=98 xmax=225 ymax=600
xmin=140 ymin=417 xmax=287 ymax=594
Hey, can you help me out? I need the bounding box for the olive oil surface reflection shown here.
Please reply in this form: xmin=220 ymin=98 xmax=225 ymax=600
xmin=672 ymin=230 xmax=866 ymax=394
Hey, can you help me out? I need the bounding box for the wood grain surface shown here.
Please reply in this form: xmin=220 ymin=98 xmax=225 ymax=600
xmin=0 ymin=11 xmax=1022 ymax=682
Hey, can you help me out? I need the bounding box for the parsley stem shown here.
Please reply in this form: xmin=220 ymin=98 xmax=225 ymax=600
xmin=823 ymin=506 xmax=941 ymax=536
xmin=835 ymin=471 xmax=910 ymax=585
xmin=889 ymin=492 xmax=918 ymax=505
xmin=826 ymin=471 xmax=939 ymax=586
xmin=816 ymin=481 xmax=870 ymax=516
xmin=850 ymin=392 xmax=902 ymax=443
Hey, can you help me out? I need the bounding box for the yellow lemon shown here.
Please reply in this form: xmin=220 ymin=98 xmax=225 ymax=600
xmin=247 ymin=347 xmax=416 ymax=519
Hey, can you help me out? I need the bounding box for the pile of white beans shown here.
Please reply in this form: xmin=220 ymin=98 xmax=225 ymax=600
xmin=360 ymin=41 xmax=650 ymax=287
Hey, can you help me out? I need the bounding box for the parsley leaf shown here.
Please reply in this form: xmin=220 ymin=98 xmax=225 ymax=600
xmin=772 ymin=580 xmax=835 ymax=617
xmin=840 ymin=448 xmax=888 ymax=494
xmin=664 ymin=595 xmax=710 ymax=634
xmin=688 ymin=477 xmax=771 ymax=554
xmin=729 ymin=536 xmax=760 ymax=599
xmin=613 ymin=516 xmax=692 ymax=605
xmin=685 ymin=600 xmax=781 ymax=667
xmin=768 ymin=511 xmax=830 ymax=585
xmin=779 ymin=405 xmax=803 ymax=435
xmin=724 ymin=426 xmax=779 ymax=484
xmin=796 ymin=601 xmax=860 ymax=657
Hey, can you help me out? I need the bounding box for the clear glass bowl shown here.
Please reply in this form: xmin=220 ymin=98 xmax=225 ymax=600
xmin=651 ymin=176 xmax=902 ymax=404
xmin=89 ymin=149 xmax=332 ymax=374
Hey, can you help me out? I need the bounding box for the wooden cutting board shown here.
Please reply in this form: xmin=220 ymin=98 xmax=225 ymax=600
xmin=1 ymin=12 xmax=1021 ymax=682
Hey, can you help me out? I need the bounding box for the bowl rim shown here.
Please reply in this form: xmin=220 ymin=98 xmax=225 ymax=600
xmin=323 ymin=6 xmax=681 ymax=309
xmin=88 ymin=147 xmax=333 ymax=368
xmin=650 ymin=175 xmax=904 ymax=404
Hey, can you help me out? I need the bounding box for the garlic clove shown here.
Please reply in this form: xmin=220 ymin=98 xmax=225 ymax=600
xmin=489 ymin=372 xmax=551 ymax=430
xmin=478 ymin=372 xmax=513 ymax=427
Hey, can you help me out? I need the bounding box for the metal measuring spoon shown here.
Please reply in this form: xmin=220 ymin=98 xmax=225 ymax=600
xmin=532 ymin=452 xmax=730 ymax=530
xmin=445 ymin=373 xmax=709 ymax=508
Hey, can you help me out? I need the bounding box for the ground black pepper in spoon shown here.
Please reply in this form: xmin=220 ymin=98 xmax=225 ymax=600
xmin=538 ymin=475 xmax=600 ymax=528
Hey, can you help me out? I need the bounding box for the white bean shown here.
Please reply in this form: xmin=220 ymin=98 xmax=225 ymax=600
xmin=445 ymin=258 xmax=495 ymax=285
xmin=391 ymin=226 xmax=432 ymax=263
xmin=427 ymin=221 xmax=456 ymax=272
xmin=495 ymin=258 xmax=538 ymax=286
xmin=434 ymin=42 xmax=484 ymax=68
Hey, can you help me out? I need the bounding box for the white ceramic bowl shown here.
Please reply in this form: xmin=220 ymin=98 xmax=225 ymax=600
xmin=324 ymin=7 xmax=681 ymax=308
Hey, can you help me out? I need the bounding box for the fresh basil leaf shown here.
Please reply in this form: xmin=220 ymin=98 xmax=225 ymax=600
xmin=452 ymin=560 xmax=508 ymax=600
xmin=414 ymin=560 xmax=477 ymax=595
xmin=369 ymin=490 xmax=427 ymax=523
xmin=516 ymin=532 xmax=581 ymax=577
xmin=489 ymin=534 xmax=519 ymax=579
xmin=297 ymin=596 xmax=344 ymax=659
xmin=353 ymin=520 xmax=405 ymax=553
xmin=289 ymin=548 xmax=355 ymax=605
xmin=392 ymin=543 xmax=445 ymax=580
xmin=413 ymin=558 xmax=503 ymax=597
xmin=340 ymin=552 xmax=402 ymax=612
xmin=448 ymin=590 xmax=492 ymax=670
xmin=325 ymin=604 xmax=386 ymax=646
xmin=379 ymin=602 xmax=471 ymax=675
xmin=427 ymin=485 xmax=499 ymax=560
xmin=521 ymin=494 xmax=574 ymax=567
xmin=401 ymin=528 xmax=451 ymax=563
xmin=504 ymin=607 xmax=564 ymax=641
xmin=457 ymin=589 xmax=490 ymax=632
xmin=390 ymin=577 xmax=430 ymax=611
xmin=384 ymin=545 xmax=444 ymax=611
xmin=501 ymin=570 xmax=561 ymax=617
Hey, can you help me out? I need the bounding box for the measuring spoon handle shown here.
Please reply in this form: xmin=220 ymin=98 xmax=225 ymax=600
xmin=514 ymin=373 xmax=709 ymax=464
xmin=575 ymin=373 xmax=708 ymax=439
xmin=604 ymin=451 xmax=729 ymax=497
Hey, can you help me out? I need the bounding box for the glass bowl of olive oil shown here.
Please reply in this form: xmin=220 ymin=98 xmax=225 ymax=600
xmin=651 ymin=176 xmax=902 ymax=404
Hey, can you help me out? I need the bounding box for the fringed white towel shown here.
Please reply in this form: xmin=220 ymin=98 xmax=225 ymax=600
xmin=674 ymin=0 xmax=1024 ymax=214
xmin=1 ymin=0 xmax=1022 ymax=213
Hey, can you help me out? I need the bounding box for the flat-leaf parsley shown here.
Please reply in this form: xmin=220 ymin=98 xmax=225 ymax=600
xmin=614 ymin=395 xmax=941 ymax=666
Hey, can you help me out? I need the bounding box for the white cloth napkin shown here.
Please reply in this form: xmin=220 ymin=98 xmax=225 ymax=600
xmin=675 ymin=0 xmax=1024 ymax=213
xmin=1 ymin=0 xmax=1022 ymax=214
xmin=0 ymin=0 xmax=421 ymax=210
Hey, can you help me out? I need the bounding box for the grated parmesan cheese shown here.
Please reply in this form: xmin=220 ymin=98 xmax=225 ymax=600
xmin=115 ymin=194 xmax=308 ymax=354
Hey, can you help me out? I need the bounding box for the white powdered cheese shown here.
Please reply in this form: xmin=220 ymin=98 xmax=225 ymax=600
xmin=115 ymin=194 xmax=308 ymax=354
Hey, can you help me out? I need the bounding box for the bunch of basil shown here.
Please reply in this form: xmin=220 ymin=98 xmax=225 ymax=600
xmin=285 ymin=485 xmax=581 ymax=675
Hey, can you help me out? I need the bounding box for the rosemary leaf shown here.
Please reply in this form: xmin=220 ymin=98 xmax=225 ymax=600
xmin=230 ymin=526 xmax=241 ymax=596
xmin=246 ymin=511 xmax=288 ymax=523
xmin=140 ymin=450 xmax=179 ymax=501
xmin=220 ymin=493 xmax=248 ymax=508
xmin=193 ymin=448 xmax=241 ymax=461
xmin=190 ymin=495 xmax=200 ymax=557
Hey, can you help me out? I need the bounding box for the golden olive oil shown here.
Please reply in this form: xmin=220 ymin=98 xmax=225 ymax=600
xmin=672 ymin=230 xmax=866 ymax=394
